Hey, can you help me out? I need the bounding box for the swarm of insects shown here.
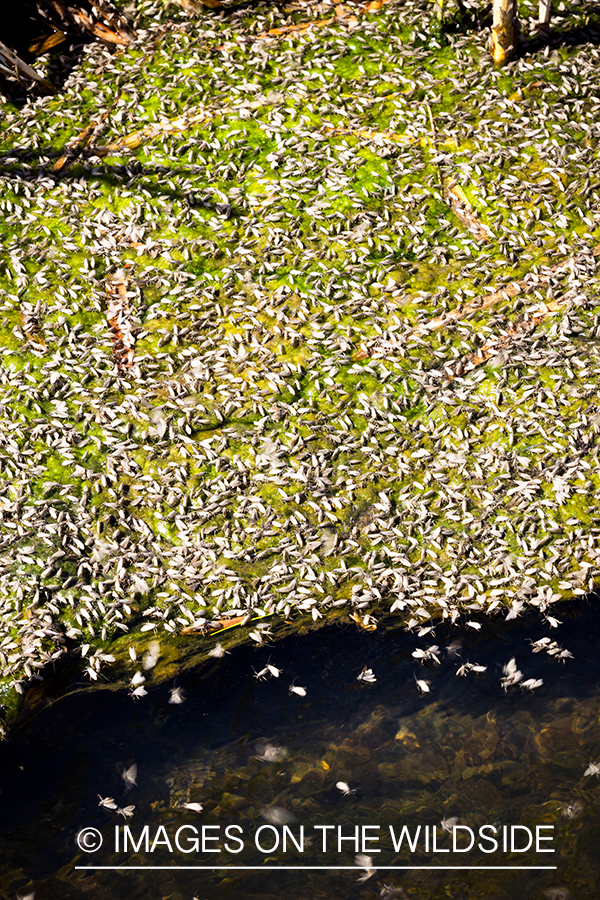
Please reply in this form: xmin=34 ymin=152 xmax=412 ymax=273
xmin=2 ymin=0 xmax=600 ymax=733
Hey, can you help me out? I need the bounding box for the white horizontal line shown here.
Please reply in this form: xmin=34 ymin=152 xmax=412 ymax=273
xmin=74 ymin=866 xmax=558 ymax=871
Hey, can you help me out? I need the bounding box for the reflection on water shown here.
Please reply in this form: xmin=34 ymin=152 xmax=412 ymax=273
xmin=1 ymin=600 xmax=600 ymax=899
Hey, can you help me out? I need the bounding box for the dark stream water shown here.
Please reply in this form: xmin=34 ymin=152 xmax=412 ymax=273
xmin=1 ymin=600 xmax=600 ymax=900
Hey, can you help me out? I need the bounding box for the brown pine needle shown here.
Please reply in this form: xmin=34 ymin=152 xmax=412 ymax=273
xmin=223 ymin=0 xmax=394 ymax=44
xmin=357 ymin=243 xmax=600 ymax=360
xmin=173 ymin=0 xmax=223 ymax=10
xmin=105 ymin=269 xmax=136 ymax=375
xmin=444 ymin=178 xmax=493 ymax=243
xmin=28 ymin=31 xmax=66 ymax=59
xmin=442 ymin=297 xmax=564 ymax=382
xmin=322 ymin=124 xmax=412 ymax=144
xmin=44 ymin=0 xmax=135 ymax=46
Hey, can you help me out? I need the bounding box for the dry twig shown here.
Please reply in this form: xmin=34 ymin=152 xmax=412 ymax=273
xmin=357 ymin=244 xmax=600 ymax=360
xmin=0 ymin=38 xmax=55 ymax=92
xmin=40 ymin=0 xmax=135 ymax=46
xmin=105 ymin=268 xmax=136 ymax=375
xmin=444 ymin=179 xmax=493 ymax=243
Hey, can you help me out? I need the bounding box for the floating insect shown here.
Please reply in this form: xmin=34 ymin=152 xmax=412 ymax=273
xmin=169 ymin=687 xmax=186 ymax=705
xmin=182 ymin=802 xmax=204 ymax=812
xmin=262 ymin=806 xmax=296 ymax=825
xmin=357 ymin=666 xmax=376 ymax=683
xmin=254 ymin=662 xmax=282 ymax=679
xmin=336 ymin=781 xmax=355 ymax=796
xmin=117 ymin=805 xmax=135 ymax=818
xmin=521 ymin=678 xmax=543 ymax=691
xmin=445 ymin=641 xmax=462 ymax=658
xmin=355 ymin=853 xmax=376 ymax=882
xmin=412 ymin=645 xmax=441 ymax=665
xmin=584 ymin=762 xmax=600 ymax=778
xmin=505 ymin=600 xmax=524 ymax=621
xmin=530 ymin=638 xmax=552 ymax=652
xmin=131 ymin=671 xmax=145 ymax=687
xmin=289 ymin=683 xmax=307 ymax=697
xmin=130 ymin=685 xmax=147 ymax=699
xmin=416 ymin=625 xmax=435 ymax=637
xmin=560 ymin=800 xmax=583 ymax=820
xmin=121 ymin=764 xmax=137 ymax=788
xmin=500 ymin=658 xmax=523 ymax=691
xmin=255 ymin=742 xmax=287 ymax=762
xmin=208 ymin=643 xmax=227 ymax=658
xmin=142 ymin=641 xmax=160 ymax=671
xmin=456 ymin=662 xmax=487 ymax=677
xmin=543 ymin=888 xmax=571 ymax=900
xmin=98 ymin=795 xmax=118 ymax=810
xmin=414 ymin=675 xmax=430 ymax=694
xmin=379 ymin=884 xmax=406 ymax=898
xmin=350 ymin=612 xmax=377 ymax=631
xmin=441 ymin=816 xmax=459 ymax=832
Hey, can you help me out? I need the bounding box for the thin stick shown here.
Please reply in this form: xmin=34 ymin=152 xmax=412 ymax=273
xmin=491 ymin=0 xmax=517 ymax=66
xmin=357 ymin=243 xmax=600 ymax=359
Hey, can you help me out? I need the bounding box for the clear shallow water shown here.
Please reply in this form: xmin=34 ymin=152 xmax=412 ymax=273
xmin=1 ymin=601 xmax=600 ymax=899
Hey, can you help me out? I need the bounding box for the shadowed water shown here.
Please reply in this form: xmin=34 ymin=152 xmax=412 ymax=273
xmin=1 ymin=599 xmax=600 ymax=900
